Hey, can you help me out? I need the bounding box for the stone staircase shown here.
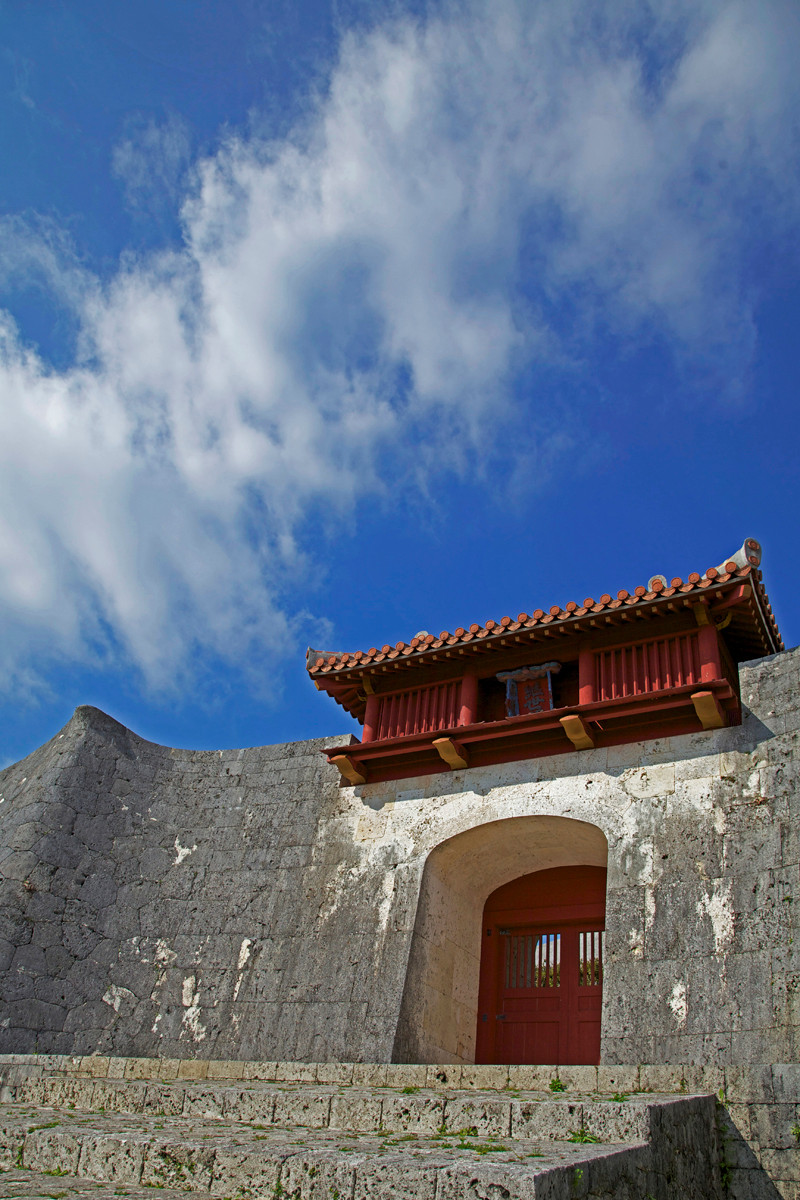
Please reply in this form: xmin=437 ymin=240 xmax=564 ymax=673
xmin=0 ymin=1057 xmax=722 ymax=1199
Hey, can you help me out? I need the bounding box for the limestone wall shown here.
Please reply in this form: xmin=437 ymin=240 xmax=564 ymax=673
xmin=0 ymin=645 xmax=797 ymax=1065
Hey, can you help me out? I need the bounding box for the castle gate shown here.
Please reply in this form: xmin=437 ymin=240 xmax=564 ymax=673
xmin=392 ymin=815 xmax=608 ymax=1064
xmin=475 ymin=865 xmax=606 ymax=1065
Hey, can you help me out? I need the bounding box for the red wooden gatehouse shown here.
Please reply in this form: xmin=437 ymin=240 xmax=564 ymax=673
xmin=308 ymin=539 xmax=781 ymax=788
xmin=308 ymin=539 xmax=782 ymax=1066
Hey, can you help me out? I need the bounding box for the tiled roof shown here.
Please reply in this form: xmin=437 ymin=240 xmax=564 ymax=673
xmin=308 ymin=549 xmax=782 ymax=679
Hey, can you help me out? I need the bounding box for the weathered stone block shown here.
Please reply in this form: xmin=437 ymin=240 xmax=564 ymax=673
xmin=459 ymin=1065 xmax=509 ymax=1091
xmin=381 ymin=1093 xmax=445 ymax=1134
xmin=23 ymin=1127 xmax=81 ymax=1175
xmin=144 ymin=1082 xmax=186 ymax=1116
xmin=314 ymin=1061 xmax=354 ymax=1086
xmin=773 ymin=1065 xmax=800 ymax=1103
xmin=140 ymin=1138 xmax=215 ymax=1189
xmin=384 ymin=1064 xmax=427 ymax=1088
xmin=273 ymin=1090 xmax=331 ymax=1129
xmin=330 ymin=1090 xmax=383 ymax=1132
xmin=443 ymin=1095 xmax=512 ymax=1137
xmin=597 ymin=1065 xmax=640 ymax=1096
xmin=507 ymin=1065 xmax=554 ymax=1091
xmin=125 ymin=1058 xmax=164 ymax=1081
xmin=351 ymin=1063 xmax=388 ymax=1087
xmin=222 ymin=1085 xmax=277 ymax=1123
xmin=77 ymin=1133 xmax=146 ymax=1182
xmin=510 ymin=1099 xmax=584 ymax=1140
xmin=425 ymin=1064 xmax=462 ymax=1089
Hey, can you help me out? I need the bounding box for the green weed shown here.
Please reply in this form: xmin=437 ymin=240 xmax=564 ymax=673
xmin=457 ymin=1140 xmax=508 ymax=1155
xmin=567 ymin=1127 xmax=601 ymax=1144
xmin=549 ymin=1078 xmax=566 ymax=1093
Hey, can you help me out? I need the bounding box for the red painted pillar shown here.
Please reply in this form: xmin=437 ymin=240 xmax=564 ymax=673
xmin=697 ymin=623 xmax=722 ymax=683
xmin=362 ymin=693 xmax=379 ymax=743
xmin=578 ymin=646 xmax=595 ymax=706
xmin=459 ymin=670 xmax=479 ymax=727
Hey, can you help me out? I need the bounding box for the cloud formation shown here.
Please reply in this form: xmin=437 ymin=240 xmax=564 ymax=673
xmin=1 ymin=0 xmax=798 ymax=693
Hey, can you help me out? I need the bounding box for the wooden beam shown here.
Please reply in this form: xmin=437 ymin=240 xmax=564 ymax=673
xmin=330 ymin=755 xmax=367 ymax=785
xmin=559 ymin=714 xmax=595 ymax=751
xmin=432 ymin=736 xmax=469 ymax=769
xmin=691 ymin=691 xmax=726 ymax=730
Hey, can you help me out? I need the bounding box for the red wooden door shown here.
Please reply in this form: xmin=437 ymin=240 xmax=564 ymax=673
xmin=475 ymin=865 xmax=606 ymax=1065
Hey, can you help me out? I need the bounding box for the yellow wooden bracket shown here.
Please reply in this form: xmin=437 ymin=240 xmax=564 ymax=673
xmin=330 ymin=755 xmax=367 ymax=785
xmin=559 ymin=714 xmax=595 ymax=750
xmin=432 ymin=737 xmax=469 ymax=769
xmin=691 ymin=691 xmax=726 ymax=730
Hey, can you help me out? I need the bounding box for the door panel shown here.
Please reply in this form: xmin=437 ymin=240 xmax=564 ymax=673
xmin=476 ymin=866 xmax=606 ymax=1065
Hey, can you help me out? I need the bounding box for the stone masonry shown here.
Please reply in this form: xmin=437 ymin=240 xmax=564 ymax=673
xmin=0 ymin=648 xmax=797 ymax=1066
xmin=0 ymin=645 xmax=798 ymax=1194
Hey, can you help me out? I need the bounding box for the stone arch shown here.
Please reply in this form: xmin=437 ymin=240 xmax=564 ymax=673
xmin=392 ymin=815 xmax=608 ymax=1064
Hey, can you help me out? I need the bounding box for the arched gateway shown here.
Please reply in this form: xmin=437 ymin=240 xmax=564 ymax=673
xmin=476 ymin=865 xmax=606 ymax=1065
xmin=392 ymin=815 xmax=608 ymax=1064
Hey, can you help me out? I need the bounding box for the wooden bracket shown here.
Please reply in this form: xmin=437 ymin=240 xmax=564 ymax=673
xmin=432 ymin=736 xmax=469 ymax=769
xmin=692 ymin=602 xmax=711 ymax=627
xmin=559 ymin=714 xmax=595 ymax=751
xmin=330 ymin=755 xmax=367 ymax=785
xmin=691 ymin=691 xmax=726 ymax=730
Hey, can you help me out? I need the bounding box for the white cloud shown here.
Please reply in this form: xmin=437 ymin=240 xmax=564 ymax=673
xmin=112 ymin=112 xmax=193 ymax=217
xmin=0 ymin=0 xmax=797 ymax=692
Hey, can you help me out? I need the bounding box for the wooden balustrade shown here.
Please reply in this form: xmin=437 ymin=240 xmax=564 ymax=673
xmin=373 ymin=679 xmax=461 ymax=741
xmin=592 ymin=628 xmax=717 ymax=703
xmin=359 ymin=628 xmax=724 ymax=749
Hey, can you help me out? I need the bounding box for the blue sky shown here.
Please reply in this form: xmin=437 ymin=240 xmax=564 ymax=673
xmin=1 ymin=0 xmax=798 ymax=765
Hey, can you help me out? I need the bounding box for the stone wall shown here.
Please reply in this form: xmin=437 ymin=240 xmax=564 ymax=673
xmin=0 ymin=645 xmax=797 ymax=1067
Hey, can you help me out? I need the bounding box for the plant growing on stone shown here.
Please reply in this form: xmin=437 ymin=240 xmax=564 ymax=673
xmin=567 ymin=1127 xmax=601 ymax=1143
xmin=549 ymin=1078 xmax=566 ymax=1092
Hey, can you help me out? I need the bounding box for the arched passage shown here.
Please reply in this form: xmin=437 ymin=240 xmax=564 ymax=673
xmin=392 ymin=815 xmax=608 ymax=1064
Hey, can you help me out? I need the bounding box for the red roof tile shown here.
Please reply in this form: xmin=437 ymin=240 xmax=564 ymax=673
xmin=307 ymin=542 xmax=783 ymax=679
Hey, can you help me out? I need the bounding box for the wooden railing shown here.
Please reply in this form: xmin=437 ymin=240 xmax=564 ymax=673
xmin=360 ymin=627 xmax=722 ymax=746
xmin=593 ymin=631 xmax=703 ymax=701
xmin=372 ymin=680 xmax=461 ymax=741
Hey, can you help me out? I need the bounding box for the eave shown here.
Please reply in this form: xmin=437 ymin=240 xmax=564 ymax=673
xmin=309 ymin=564 xmax=781 ymax=723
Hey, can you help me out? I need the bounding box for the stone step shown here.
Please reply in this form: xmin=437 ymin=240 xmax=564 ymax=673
xmin=0 ymin=1100 xmax=715 ymax=1200
xmin=1 ymin=1071 xmax=686 ymax=1143
xmin=0 ymin=1163 xmax=214 ymax=1200
xmin=0 ymin=1056 xmax=722 ymax=1097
